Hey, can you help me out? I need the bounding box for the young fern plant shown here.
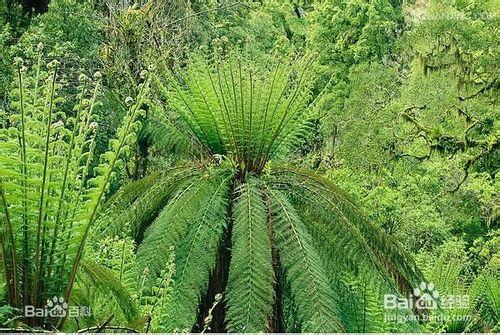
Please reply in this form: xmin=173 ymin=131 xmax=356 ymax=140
xmin=97 ymin=54 xmax=425 ymax=332
xmin=0 ymin=54 xmax=149 ymax=329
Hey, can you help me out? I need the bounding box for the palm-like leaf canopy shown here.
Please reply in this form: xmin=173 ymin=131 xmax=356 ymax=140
xmin=97 ymin=54 xmax=424 ymax=332
xmin=154 ymin=55 xmax=317 ymax=174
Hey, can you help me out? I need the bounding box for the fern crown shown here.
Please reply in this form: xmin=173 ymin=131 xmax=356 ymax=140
xmin=97 ymin=55 xmax=425 ymax=332
xmin=156 ymin=54 xmax=318 ymax=175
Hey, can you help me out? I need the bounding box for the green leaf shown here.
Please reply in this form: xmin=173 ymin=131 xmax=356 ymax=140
xmin=271 ymin=166 xmax=425 ymax=297
xmin=78 ymin=259 xmax=139 ymax=322
xmin=160 ymin=170 xmax=232 ymax=331
xmin=226 ymin=180 xmax=274 ymax=332
xmin=265 ymin=187 xmax=343 ymax=332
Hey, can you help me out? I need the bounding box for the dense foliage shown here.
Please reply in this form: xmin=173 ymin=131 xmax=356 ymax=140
xmin=0 ymin=0 xmax=498 ymax=333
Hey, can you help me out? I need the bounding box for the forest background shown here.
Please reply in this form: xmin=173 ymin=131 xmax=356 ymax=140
xmin=0 ymin=0 xmax=498 ymax=332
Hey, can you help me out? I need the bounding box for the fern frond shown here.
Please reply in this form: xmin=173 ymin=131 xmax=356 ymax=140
xmin=63 ymin=71 xmax=151 ymax=305
xmin=93 ymin=166 xmax=198 ymax=240
xmin=68 ymin=287 xmax=97 ymax=327
xmin=136 ymin=167 xmax=233 ymax=286
xmin=77 ymin=259 xmax=139 ymax=322
xmin=281 ymin=272 xmax=302 ymax=332
xmin=103 ymin=171 xmax=162 ymax=210
xmin=274 ymin=173 xmax=397 ymax=294
xmin=155 ymin=54 xmax=316 ymax=174
xmin=0 ymin=55 xmax=150 ymax=329
xmin=466 ymin=260 xmax=499 ymax=332
xmin=0 ymin=183 xmax=19 ymax=307
xmin=225 ymin=180 xmax=274 ymax=332
xmin=160 ymin=169 xmax=233 ymax=331
xmin=265 ymin=187 xmax=343 ymax=332
xmin=141 ymin=113 xmax=196 ymax=157
xmin=135 ymin=176 xmax=207 ymax=283
xmin=270 ymin=166 xmax=424 ymax=297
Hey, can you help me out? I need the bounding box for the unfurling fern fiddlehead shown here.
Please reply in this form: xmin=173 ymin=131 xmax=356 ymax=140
xmin=0 ymin=50 xmax=150 ymax=328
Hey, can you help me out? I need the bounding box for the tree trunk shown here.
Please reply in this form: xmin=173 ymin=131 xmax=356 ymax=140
xmin=21 ymin=0 xmax=50 ymax=14
xmin=269 ymin=248 xmax=285 ymax=332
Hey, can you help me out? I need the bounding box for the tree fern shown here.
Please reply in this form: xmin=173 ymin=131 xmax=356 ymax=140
xmin=99 ymin=54 xmax=426 ymax=332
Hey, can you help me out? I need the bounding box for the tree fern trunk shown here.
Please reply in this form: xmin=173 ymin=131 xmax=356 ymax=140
xmin=269 ymin=248 xmax=285 ymax=332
